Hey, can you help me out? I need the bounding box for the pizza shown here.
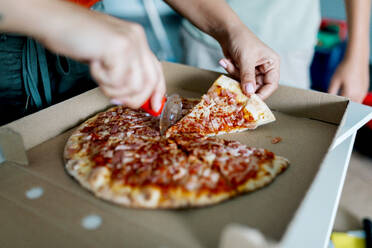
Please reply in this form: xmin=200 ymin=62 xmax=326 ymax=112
xmin=64 ymin=78 xmax=289 ymax=209
xmin=166 ymin=75 xmax=275 ymax=137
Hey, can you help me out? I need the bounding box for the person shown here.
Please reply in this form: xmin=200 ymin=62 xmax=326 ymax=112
xmin=181 ymin=0 xmax=371 ymax=103
xmin=0 ymin=0 xmax=280 ymax=125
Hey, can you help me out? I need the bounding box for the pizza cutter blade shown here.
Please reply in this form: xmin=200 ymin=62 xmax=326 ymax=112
xmin=141 ymin=94 xmax=183 ymax=136
xmin=159 ymin=94 xmax=183 ymax=136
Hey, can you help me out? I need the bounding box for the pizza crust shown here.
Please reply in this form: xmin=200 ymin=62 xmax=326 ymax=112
xmin=66 ymin=153 xmax=288 ymax=209
xmin=66 ymin=161 xmax=236 ymax=209
xmin=237 ymin=156 xmax=289 ymax=192
xmin=245 ymin=94 xmax=276 ymax=126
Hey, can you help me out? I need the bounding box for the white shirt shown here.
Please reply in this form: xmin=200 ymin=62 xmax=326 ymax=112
xmin=183 ymin=0 xmax=321 ymax=53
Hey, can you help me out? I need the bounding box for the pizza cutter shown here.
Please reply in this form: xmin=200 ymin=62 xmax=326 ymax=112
xmin=141 ymin=94 xmax=183 ymax=136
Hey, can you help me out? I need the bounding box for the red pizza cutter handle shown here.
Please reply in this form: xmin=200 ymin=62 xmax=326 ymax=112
xmin=141 ymin=96 xmax=166 ymax=117
xmin=363 ymin=93 xmax=372 ymax=129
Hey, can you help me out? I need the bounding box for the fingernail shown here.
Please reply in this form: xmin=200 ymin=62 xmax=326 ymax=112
xmin=110 ymin=99 xmax=122 ymax=105
xmin=152 ymin=94 xmax=163 ymax=112
xmin=219 ymin=59 xmax=227 ymax=69
xmin=245 ymin=83 xmax=255 ymax=94
xmin=153 ymin=100 xmax=161 ymax=113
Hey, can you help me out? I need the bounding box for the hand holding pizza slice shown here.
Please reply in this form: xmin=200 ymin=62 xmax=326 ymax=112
xmin=166 ymin=75 xmax=275 ymax=137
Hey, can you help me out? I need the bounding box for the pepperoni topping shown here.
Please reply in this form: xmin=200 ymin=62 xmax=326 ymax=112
xmin=167 ymin=86 xmax=258 ymax=137
xmin=271 ymin=137 xmax=282 ymax=144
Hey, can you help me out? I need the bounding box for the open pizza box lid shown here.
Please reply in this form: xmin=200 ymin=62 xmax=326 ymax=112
xmin=0 ymin=62 xmax=371 ymax=248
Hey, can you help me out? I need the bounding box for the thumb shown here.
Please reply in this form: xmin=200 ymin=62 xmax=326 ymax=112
xmin=328 ymin=77 xmax=341 ymax=95
xmin=240 ymin=64 xmax=257 ymax=95
xmin=151 ymin=65 xmax=166 ymax=113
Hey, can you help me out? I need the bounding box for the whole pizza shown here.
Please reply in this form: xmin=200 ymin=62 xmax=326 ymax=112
xmin=64 ymin=76 xmax=289 ymax=209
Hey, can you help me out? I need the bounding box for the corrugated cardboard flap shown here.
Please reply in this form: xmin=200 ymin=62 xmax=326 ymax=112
xmin=3 ymin=89 xmax=111 ymax=150
xmin=0 ymin=127 xmax=28 ymax=166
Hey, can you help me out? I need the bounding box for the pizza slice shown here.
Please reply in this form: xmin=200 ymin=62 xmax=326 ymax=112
xmin=166 ymin=75 xmax=276 ymax=137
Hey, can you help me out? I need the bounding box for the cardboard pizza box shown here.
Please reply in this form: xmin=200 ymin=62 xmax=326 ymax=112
xmin=0 ymin=62 xmax=371 ymax=248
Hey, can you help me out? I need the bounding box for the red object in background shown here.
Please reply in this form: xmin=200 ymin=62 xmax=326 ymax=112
xmin=68 ymin=0 xmax=100 ymax=8
xmin=363 ymin=93 xmax=372 ymax=129
xmin=320 ymin=19 xmax=348 ymax=41
xmin=355 ymin=92 xmax=372 ymax=157
xmin=141 ymin=97 xmax=166 ymax=117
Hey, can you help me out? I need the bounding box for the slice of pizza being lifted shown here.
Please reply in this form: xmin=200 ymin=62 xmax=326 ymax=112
xmin=166 ymin=75 xmax=275 ymax=137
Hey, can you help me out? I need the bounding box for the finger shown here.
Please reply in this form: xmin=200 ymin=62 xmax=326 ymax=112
xmin=219 ymin=58 xmax=240 ymax=79
xmin=115 ymin=80 xmax=155 ymax=109
xmin=114 ymin=47 xmax=158 ymax=109
xmin=99 ymin=53 xmax=129 ymax=89
xmin=151 ymin=64 xmax=166 ymax=112
xmin=138 ymin=52 xmax=162 ymax=111
xmin=101 ymin=83 xmax=143 ymax=99
xmin=338 ymin=81 xmax=347 ymax=97
xmin=328 ymin=78 xmax=341 ymax=95
xmin=142 ymin=56 xmax=163 ymax=112
xmin=239 ymin=61 xmax=257 ymax=95
xmin=102 ymin=62 xmax=145 ymax=99
xmin=339 ymin=83 xmax=357 ymax=101
xmin=94 ymin=54 xmax=136 ymax=92
xmin=90 ymin=60 xmax=110 ymax=86
xmin=255 ymin=67 xmax=279 ymax=100
xmin=108 ymin=64 xmax=148 ymax=102
xmin=256 ymin=74 xmax=264 ymax=88
xmin=339 ymin=82 xmax=366 ymax=103
xmin=257 ymin=59 xmax=275 ymax=74
xmin=119 ymin=57 xmax=157 ymax=109
xmin=91 ymin=60 xmax=134 ymax=99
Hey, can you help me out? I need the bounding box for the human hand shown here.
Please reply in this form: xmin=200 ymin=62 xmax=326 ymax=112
xmin=328 ymin=57 xmax=369 ymax=103
xmin=216 ymin=24 xmax=280 ymax=99
xmin=33 ymin=2 xmax=165 ymax=111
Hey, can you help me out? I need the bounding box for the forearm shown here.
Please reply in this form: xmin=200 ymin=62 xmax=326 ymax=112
xmin=1 ymin=0 xmax=50 ymax=36
xmin=0 ymin=0 xmax=90 ymax=40
xmin=164 ymin=0 xmax=244 ymax=42
xmin=344 ymin=0 xmax=371 ymax=62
